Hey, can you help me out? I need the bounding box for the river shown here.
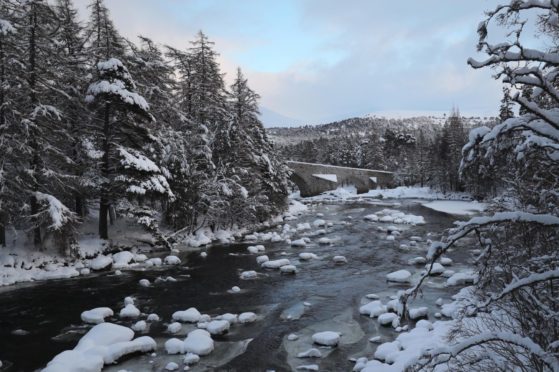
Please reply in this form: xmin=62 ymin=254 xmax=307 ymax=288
xmin=0 ymin=199 xmax=472 ymax=371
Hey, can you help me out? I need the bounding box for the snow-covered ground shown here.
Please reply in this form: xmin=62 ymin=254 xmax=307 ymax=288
xmin=0 ymin=200 xmax=308 ymax=287
xmin=421 ymin=200 xmax=486 ymax=216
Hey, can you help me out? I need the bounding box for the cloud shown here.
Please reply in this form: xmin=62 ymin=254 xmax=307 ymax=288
xmin=72 ymin=0 xmax=504 ymax=123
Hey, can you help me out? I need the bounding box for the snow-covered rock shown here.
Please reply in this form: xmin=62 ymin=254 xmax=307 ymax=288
xmin=165 ymin=362 xmax=179 ymax=370
xmin=240 ymin=270 xmax=258 ymax=280
xmin=299 ymin=252 xmax=318 ymax=260
xmin=311 ymin=331 xmax=340 ymax=346
xmin=425 ymin=262 xmax=445 ymax=275
xmin=408 ymin=307 xmax=428 ymax=320
xmin=359 ymin=300 xmax=387 ymax=318
xmin=378 ymin=312 xmax=399 ymax=326
xmin=172 ymin=308 xmax=201 ymax=323
xmin=43 ymin=323 xmax=155 ymax=372
xmin=119 ymin=304 xmax=140 ymax=318
xmin=131 ymin=320 xmax=147 ymax=332
xmin=291 ymin=239 xmax=307 ymax=247
xmin=317 ymin=237 xmax=333 ymax=245
xmin=280 ymin=264 xmax=297 ymax=274
xmin=440 ymin=257 xmax=453 ymax=266
xmin=256 ymin=255 xmax=269 ymax=264
xmin=262 ymin=259 xmax=291 ymax=269
xmin=386 ymin=269 xmax=411 ymax=283
xmin=167 ymin=322 xmax=182 ymax=334
xmin=446 ymin=271 xmax=477 ymax=286
xmin=206 ymin=320 xmax=230 ymax=335
xmin=333 ymin=255 xmax=347 ymax=264
xmin=81 ymin=307 xmax=113 ymax=324
xmin=184 ymin=329 xmax=214 ymax=356
xmin=238 ymin=312 xmax=257 ymax=323
xmin=165 ymin=338 xmax=185 ymax=354
xmin=164 ymin=255 xmax=181 ymax=265
xmin=183 ymin=352 xmax=200 ymax=365
xmin=287 ymin=333 xmax=299 ymax=341
xmin=138 ymin=279 xmax=150 ymax=287
xmin=144 ymin=257 xmax=162 ymax=267
xmin=90 ymin=255 xmax=112 ymax=271
xmin=112 ymin=251 xmax=134 ymax=268
xmin=147 ymin=313 xmax=159 ymax=322
xmin=297 ymin=348 xmax=322 ymax=358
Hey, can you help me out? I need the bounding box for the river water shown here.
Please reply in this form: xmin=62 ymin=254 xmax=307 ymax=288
xmin=0 ymin=200 xmax=471 ymax=371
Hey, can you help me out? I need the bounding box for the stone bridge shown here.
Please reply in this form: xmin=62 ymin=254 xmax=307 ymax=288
xmin=287 ymin=161 xmax=395 ymax=197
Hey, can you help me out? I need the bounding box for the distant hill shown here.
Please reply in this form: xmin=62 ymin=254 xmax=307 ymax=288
xmin=267 ymin=114 xmax=497 ymax=146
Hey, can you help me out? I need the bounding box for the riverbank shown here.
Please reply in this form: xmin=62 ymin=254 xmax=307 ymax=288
xmin=0 ymin=200 xmax=308 ymax=287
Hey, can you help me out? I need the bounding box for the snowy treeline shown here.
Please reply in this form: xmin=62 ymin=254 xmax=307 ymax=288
xmin=0 ymin=0 xmax=289 ymax=255
xmin=402 ymin=1 xmax=559 ymax=370
xmin=271 ymin=112 xmax=497 ymax=192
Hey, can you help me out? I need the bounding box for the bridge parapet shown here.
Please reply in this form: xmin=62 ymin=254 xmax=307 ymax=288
xmin=287 ymin=161 xmax=394 ymax=197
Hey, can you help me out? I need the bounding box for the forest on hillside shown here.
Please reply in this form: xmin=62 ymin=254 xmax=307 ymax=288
xmin=0 ymin=0 xmax=289 ymax=255
xmin=271 ymin=111 xmax=501 ymax=193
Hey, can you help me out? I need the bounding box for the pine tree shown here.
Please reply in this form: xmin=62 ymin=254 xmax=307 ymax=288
xmin=499 ymin=86 xmax=514 ymax=123
xmin=85 ymin=58 xmax=171 ymax=239
xmin=15 ymin=0 xmax=80 ymax=251
xmin=84 ymin=0 xmax=126 ymax=62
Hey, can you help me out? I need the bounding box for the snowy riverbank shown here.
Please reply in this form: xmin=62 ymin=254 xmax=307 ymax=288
xmin=0 ymin=200 xmax=308 ymax=287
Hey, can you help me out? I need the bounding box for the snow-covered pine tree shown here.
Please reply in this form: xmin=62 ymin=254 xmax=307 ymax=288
xmin=228 ymin=68 xmax=289 ymax=221
xmin=85 ymin=57 xmax=172 ymax=240
xmin=13 ymin=0 xmax=80 ymax=252
xmin=0 ymin=1 xmax=25 ymax=247
xmin=164 ymin=41 xmax=217 ymax=232
xmin=52 ymin=0 xmax=90 ymax=217
xmin=84 ymin=0 xmax=126 ymax=63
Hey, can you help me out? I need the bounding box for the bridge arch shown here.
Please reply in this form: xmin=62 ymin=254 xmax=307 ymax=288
xmin=289 ymin=172 xmax=312 ymax=197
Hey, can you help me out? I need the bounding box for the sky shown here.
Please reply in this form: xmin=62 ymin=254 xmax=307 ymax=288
xmin=72 ymin=0 xmax=506 ymax=125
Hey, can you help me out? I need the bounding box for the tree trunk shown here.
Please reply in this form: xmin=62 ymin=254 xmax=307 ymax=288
xmin=75 ymin=194 xmax=84 ymax=217
xmin=0 ymin=224 xmax=5 ymax=247
xmin=99 ymin=102 xmax=111 ymax=239
xmin=99 ymin=197 xmax=109 ymax=239
xmin=30 ymin=193 xmax=42 ymax=246
xmin=109 ymin=205 xmax=116 ymax=225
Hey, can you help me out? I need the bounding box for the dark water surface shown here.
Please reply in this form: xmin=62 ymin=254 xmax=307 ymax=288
xmin=0 ymin=201 xmax=467 ymax=371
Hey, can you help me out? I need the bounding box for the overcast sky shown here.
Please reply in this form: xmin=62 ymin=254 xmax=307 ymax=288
xmin=73 ymin=0 xmax=504 ymax=124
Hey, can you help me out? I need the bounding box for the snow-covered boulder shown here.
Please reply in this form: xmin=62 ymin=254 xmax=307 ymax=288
xmin=184 ymin=329 xmax=214 ymax=356
xmin=81 ymin=307 xmax=113 ymax=324
xmin=407 ymin=257 xmax=426 ymax=265
xmin=312 ymin=331 xmax=340 ymax=346
xmin=167 ymin=322 xmax=181 ymax=334
xmin=333 ymin=255 xmax=347 ymax=264
xmin=172 ymin=308 xmax=201 ymax=323
xmin=138 ymin=279 xmax=151 ymax=287
xmin=297 ymin=348 xmax=322 ymax=358
xmin=164 ymin=255 xmax=181 ymax=265
xmin=119 ymin=304 xmax=140 ymax=318
xmin=165 ymin=338 xmax=185 ymax=354
xmin=299 ymin=252 xmax=318 ymax=260
xmin=238 ymin=312 xmax=257 ymax=323
xmin=147 ymin=313 xmax=159 ymax=322
xmin=425 ymin=262 xmax=445 ymax=275
xmin=112 ymin=251 xmax=134 ymax=268
xmin=378 ymin=312 xmax=399 ymax=326
xmin=408 ymin=307 xmax=428 ymax=320
xmin=43 ymin=323 xmax=155 ymax=372
xmin=240 ymin=270 xmax=257 ymax=280
xmin=280 ymin=264 xmax=297 ymax=274
xmin=165 ymin=362 xmax=179 ymax=370
xmin=359 ymin=300 xmax=386 ymax=318
xmin=131 ymin=320 xmax=147 ymax=332
xmin=206 ymin=320 xmax=230 ymax=335
xmin=386 ymin=270 xmax=411 ymax=283
xmin=256 ymin=255 xmax=269 ymax=264
xmin=90 ymin=255 xmax=112 ymax=271
xmin=317 ymin=237 xmax=333 ymax=245
xmin=262 ymin=259 xmax=290 ymax=269
xmin=440 ymin=257 xmax=453 ymax=266
xmin=291 ymin=239 xmax=307 ymax=247
xmin=183 ymin=352 xmax=200 ymax=365
xmin=144 ymin=257 xmax=162 ymax=267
